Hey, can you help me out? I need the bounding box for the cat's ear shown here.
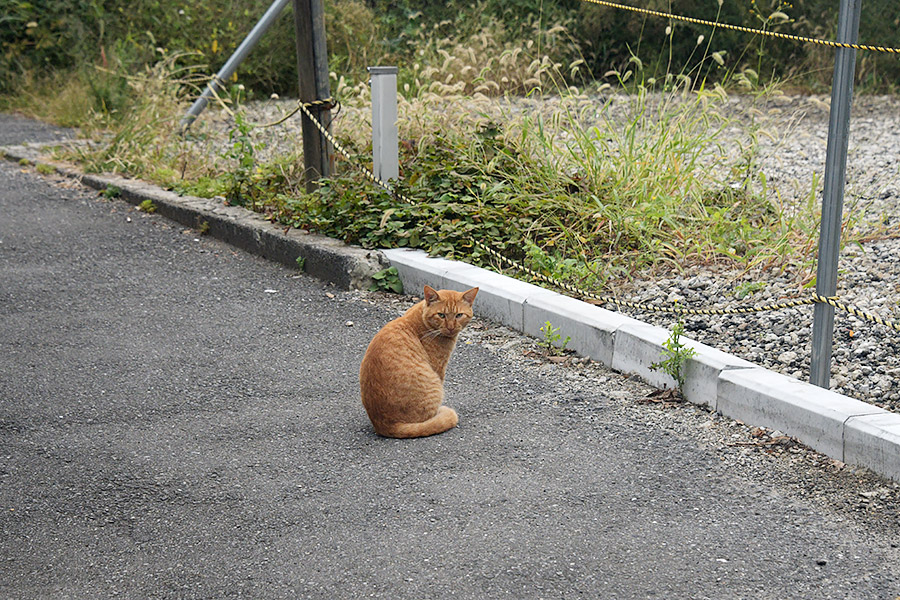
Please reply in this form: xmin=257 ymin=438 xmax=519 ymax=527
xmin=461 ymin=287 xmax=479 ymax=305
xmin=423 ymin=285 xmax=440 ymax=305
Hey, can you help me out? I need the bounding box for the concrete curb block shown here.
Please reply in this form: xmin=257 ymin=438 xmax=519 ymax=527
xmin=7 ymin=145 xmax=898 ymax=481
xmin=844 ymin=413 xmax=900 ymax=481
xmin=384 ymin=248 xmax=900 ymax=482
xmin=1 ymin=144 xmax=387 ymax=290
xmin=718 ymin=368 xmax=886 ymax=460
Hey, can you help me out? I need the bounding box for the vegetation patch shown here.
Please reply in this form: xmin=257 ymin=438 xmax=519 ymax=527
xmin=369 ymin=266 xmax=404 ymax=294
xmin=2 ymin=0 xmax=895 ymax=297
xmin=650 ymin=314 xmax=698 ymax=392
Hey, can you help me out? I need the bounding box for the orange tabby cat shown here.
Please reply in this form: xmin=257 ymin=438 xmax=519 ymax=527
xmin=360 ymin=285 xmax=479 ymax=438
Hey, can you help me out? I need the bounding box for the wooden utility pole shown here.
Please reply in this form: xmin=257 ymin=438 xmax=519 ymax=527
xmin=292 ymin=0 xmax=333 ymax=192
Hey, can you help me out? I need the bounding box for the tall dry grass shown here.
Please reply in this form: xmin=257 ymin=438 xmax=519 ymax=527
xmin=24 ymin=12 xmax=880 ymax=289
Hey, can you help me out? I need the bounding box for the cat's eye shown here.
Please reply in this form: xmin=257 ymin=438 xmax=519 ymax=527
xmin=437 ymin=312 xmax=446 ymax=318
xmin=456 ymin=313 xmax=464 ymax=319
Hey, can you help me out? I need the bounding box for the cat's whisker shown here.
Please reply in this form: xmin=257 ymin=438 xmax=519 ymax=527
xmin=420 ymin=329 xmax=443 ymax=341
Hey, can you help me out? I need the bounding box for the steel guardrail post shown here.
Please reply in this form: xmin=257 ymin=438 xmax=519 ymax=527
xmin=179 ymin=0 xmax=291 ymax=132
xmin=810 ymin=0 xmax=862 ymax=389
xmin=368 ymin=66 xmax=400 ymax=188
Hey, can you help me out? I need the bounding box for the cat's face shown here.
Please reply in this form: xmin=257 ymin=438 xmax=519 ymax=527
xmin=422 ymin=286 xmax=479 ymax=338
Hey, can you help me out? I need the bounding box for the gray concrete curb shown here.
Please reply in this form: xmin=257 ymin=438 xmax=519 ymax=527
xmin=5 ymin=143 xmax=898 ymax=482
xmin=384 ymin=248 xmax=900 ymax=482
xmin=1 ymin=144 xmax=387 ymax=290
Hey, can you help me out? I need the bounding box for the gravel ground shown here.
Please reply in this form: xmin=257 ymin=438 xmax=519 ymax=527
xmin=184 ymin=93 xmax=900 ymax=413
xmin=605 ymin=94 xmax=900 ymax=413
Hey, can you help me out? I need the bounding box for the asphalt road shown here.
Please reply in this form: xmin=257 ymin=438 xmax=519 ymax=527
xmin=1 ymin=114 xmax=899 ymax=599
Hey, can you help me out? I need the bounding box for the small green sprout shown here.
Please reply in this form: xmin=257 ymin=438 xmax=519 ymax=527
xmin=539 ymin=321 xmax=571 ymax=356
xmin=102 ymin=185 xmax=121 ymax=199
xmin=650 ymin=315 xmax=697 ymax=392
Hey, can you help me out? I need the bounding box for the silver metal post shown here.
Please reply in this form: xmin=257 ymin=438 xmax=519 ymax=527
xmin=180 ymin=0 xmax=292 ymax=132
xmin=810 ymin=0 xmax=862 ymax=388
xmin=368 ymin=66 xmax=400 ymax=186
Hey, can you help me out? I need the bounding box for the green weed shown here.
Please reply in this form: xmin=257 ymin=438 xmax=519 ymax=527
xmin=650 ymin=315 xmax=697 ymax=391
xmin=221 ymin=111 xmax=256 ymax=206
xmin=369 ymin=266 xmax=404 ymax=294
xmin=539 ymin=321 xmax=571 ymax=356
xmin=734 ymin=281 xmax=766 ymax=300
xmin=102 ymin=185 xmax=121 ymax=199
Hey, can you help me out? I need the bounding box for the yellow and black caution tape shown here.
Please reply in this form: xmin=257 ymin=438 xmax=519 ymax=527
xmin=579 ymin=0 xmax=900 ymax=55
xmin=475 ymin=241 xmax=900 ymax=332
xmin=811 ymin=294 xmax=900 ymax=332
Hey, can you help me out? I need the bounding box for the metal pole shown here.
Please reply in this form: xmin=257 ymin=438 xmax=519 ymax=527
xmin=368 ymin=66 xmax=400 ymax=186
xmin=179 ymin=0 xmax=292 ymax=132
xmin=810 ymin=0 xmax=862 ymax=388
xmin=293 ymin=0 xmax=333 ymax=191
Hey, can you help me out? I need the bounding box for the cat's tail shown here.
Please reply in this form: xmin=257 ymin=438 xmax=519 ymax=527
xmin=374 ymin=405 xmax=459 ymax=439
